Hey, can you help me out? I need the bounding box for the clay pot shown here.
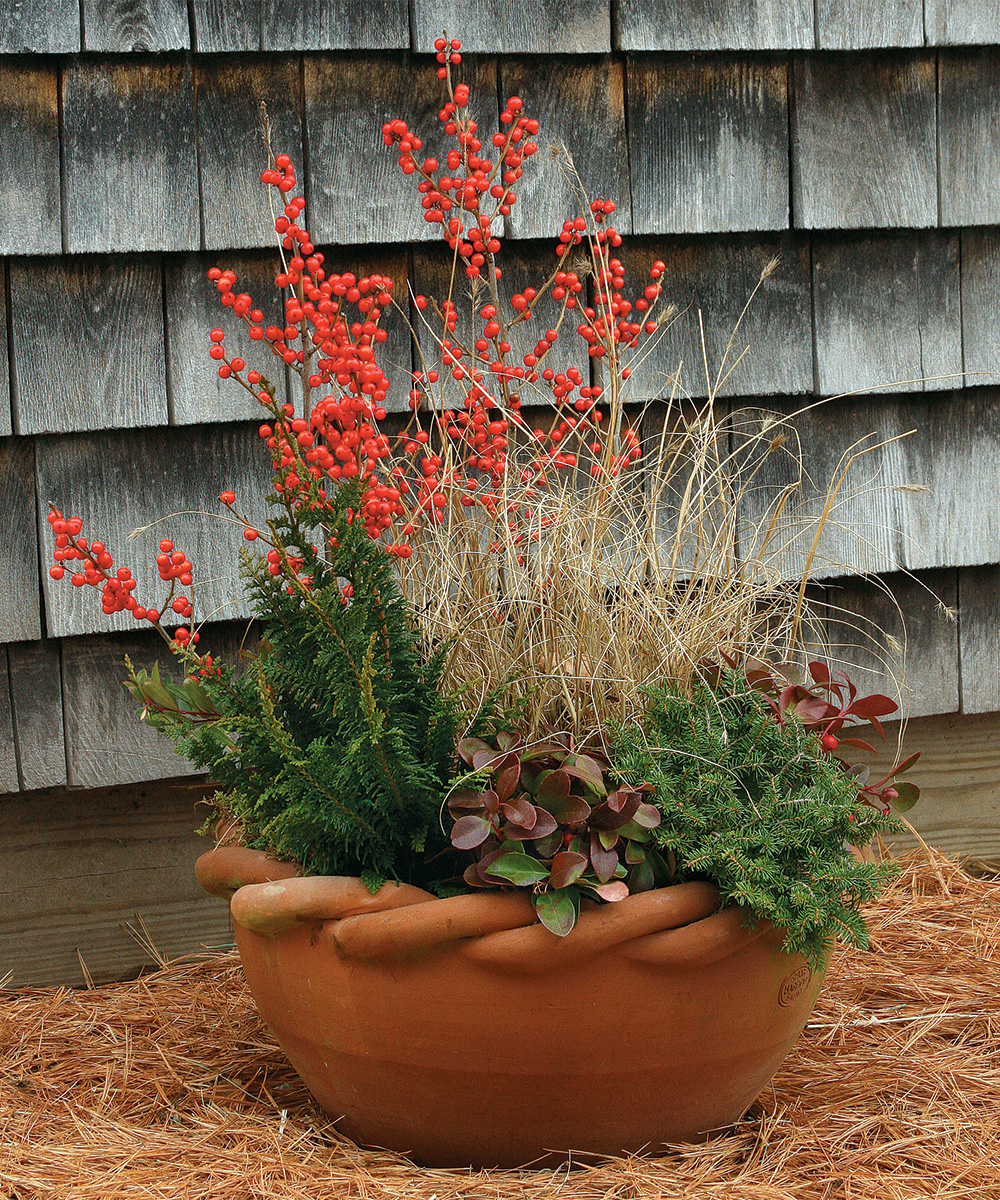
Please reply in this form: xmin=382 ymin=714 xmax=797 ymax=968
xmin=197 ymin=844 xmax=826 ymax=1168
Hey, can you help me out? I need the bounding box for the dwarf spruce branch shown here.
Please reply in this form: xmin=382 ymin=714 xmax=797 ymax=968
xmin=613 ymin=671 xmax=903 ymax=971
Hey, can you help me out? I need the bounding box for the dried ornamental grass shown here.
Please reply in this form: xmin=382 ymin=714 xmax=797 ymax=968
xmin=2 ymin=847 xmax=998 ymax=1200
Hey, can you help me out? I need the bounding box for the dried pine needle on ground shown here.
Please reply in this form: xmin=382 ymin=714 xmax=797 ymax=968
xmin=1 ymin=848 xmax=998 ymax=1200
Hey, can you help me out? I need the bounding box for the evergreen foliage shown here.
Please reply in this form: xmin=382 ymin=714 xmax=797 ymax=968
xmin=612 ymin=670 xmax=903 ymax=971
xmin=130 ymin=480 xmax=463 ymax=889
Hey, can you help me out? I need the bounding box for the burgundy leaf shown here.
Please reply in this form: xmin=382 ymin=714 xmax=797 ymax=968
xmin=472 ymin=747 xmax=502 ymax=772
xmin=848 ymin=694 xmax=898 ymax=720
xmin=533 ymin=831 xmax=563 ymax=857
xmin=451 ymin=814 xmax=494 ymax=850
xmin=561 ymin=753 xmax=607 ymax=795
xmin=448 ymin=789 xmax=487 ymax=814
xmin=530 ymin=806 xmax=558 ymax=839
xmin=808 ymin=660 xmax=831 ymax=685
xmin=495 ymin=763 xmax=521 ymax=803
xmin=457 ymin=736 xmax=493 ymax=766
xmin=597 ymin=828 xmax=619 ymax=851
xmin=545 ymin=792 xmax=592 ymax=825
xmin=549 ymin=850 xmax=588 ymax=889
xmin=500 ymin=793 xmax=537 ymax=829
xmin=463 ymin=862 xmax=496 ymax=889
xmin=481 ymin=789 xmax=500 ymax=816
xmin=536 ymin=768 xmax=571 ymax=809
xmin=590 ymin=831 xmax=619 ymax=883
xmin=631 ymin=802 xmax=661 ymax=830
xmin=594 ymin=880 xmax=629 ymax=902
xmin=837 ymin=737 xmax=877 ymax=754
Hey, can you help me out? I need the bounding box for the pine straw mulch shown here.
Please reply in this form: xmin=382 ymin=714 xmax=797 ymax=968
xmin=2 ymin=848 xmax=999 ymax=1200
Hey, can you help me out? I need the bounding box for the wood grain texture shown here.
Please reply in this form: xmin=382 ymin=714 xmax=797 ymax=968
xmin=36 ymin=423 xmax=271 ymax=639
xmin=165 ymin=251 xmax=290 ymax=424
xmin=195 ymin=56 xmax=303 ymax=250
xmin=262 ymin=0 xmax=408 ymax=49
xmin=10 ymin=256 xmax=168 ymax=436
xmin=82 ymin=0 xmax=189 ymax=50
xmin=61 ymin=61 xmax=199 ymax=254
xmin=0 ymin=267 xmax=10 ymax=438
xmin=0 ymin=63 xmax=62 ymax=256
xmin=960 ymin=229 xmax=1000 ymax=389
xmin=867 ymin=712 xmax=1000 ymax=868
xmin=939 ymin=50 xmax=1000 ymax=228
xmin=791 ymin=53 xmax=937 ymax=230
xmin=812 ymin=233 xmax=962 ymax=395
xmin=628 ymin=54 xmax=788 ymax=235
xmin=305 ymin=54 xmax=497 ymax=246
xmin=926 ymin=0 xmax=1000 ymax=44
xmin=0 ymin=778 xmax=231 ymax=986
xmin=7 ymin=638 xmax=67 ymax=791
xmin=823 ymin=569 xmax=959 ymax=719
xmin=0 ymin=0 xmax=80 ymax=52
xmin=815 ymin=0 xmax=923 ymax=48
xmin=0 ymin=437 xmax=42 ymax=644
xmin=617 ymin=0 xmax=811 ymax=50
xmin=0 ymin=653 xmax=17 ymax=792
xmin=958 ymin=565 xmax=1000 ymax=715
xmin=620 ymin=233 xmax=812 ymax=401
xmin=412 ymin=0 xmax=610 ymax=53
xmin=498 ymin=57 xmax=631 ymax=239
xmin=190 ymin=0 xmax=259 ymax=50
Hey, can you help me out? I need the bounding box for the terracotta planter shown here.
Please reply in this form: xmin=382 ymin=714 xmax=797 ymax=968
xmin=197 ymin=844 xmax=826 ymax=1168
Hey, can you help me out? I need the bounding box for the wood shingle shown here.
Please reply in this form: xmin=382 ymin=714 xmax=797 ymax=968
xmin=0 ymin=0 xmax=80 ymax=53
xmin=0 ymin=61 xmax=62 ymax=256
xmin=814 ymin=0 xmax=923 ymax=49
xmin=0 ymin=436 xmax=42 ymax=643
xmin=261 ymin=0 xmax=409 ymax=50
xmin=615 ymin=0 xmax=812 ymax=51
xmin=81 ymin=0 xmax=190 ymax=52
xmin=939 ymin=49 xmax=1000 ymax=228
xmin=411 ymin=0 xmax=611 ymax=54
xmin=7 ymin=638 xmax=67 ymax=791
xmin=958 ymin=565 xmax=1000 ymax=715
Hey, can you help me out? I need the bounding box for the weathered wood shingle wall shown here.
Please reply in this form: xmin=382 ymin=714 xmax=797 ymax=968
xmin=2 ymin=0 xmax=999 ymax=981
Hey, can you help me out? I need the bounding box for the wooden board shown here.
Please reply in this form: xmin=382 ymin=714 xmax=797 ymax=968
xmin=304 ymin=54 xmax=496 ymax=246
xmin=866 ymin=712 xmax=1000 ymax=869
xmin=0 ymin=437 xmax=42 ymax=644
xmin=939 ymin=50 xmax=1000 ymax=229
xmin=81 ymin=0 xmax=189 ymax=50
xmin=164 ymin=251 xmax=290 ymax=424
xmin=619 ymin=232 xmax=813 ymax=401
xmin=261 ymin=0 xmax=408 ymax=49
xmin=6 ymin=638 xmax=67 ymax=791
xmin=61 ymin=61 xmax=199 ymax=254
xmin=627 ymin=55 xmax=788 ymax=235
xmin=823 ymin=568 xmax=959 ymax=719
xmin=10 ymin=256 xmax=168 ymax=435
xmin=498 ymin=57 xmax=631 ymax=239
xmin=958 ymin=564 xmax=1000 ymax=716
xmin=35 ymin=423 xmax=272 ymax=640
xmin=791 ymin=54 xmax=936 ymax=229
xmin=0 ymin=62 xmax=62 ymax=256
xmin=926 ymin=0 xmax=1000 ymax=44
xmin=195 ymin=56 xmax=304 ymax=250
xmin=961 ymin=229 xmax=1000 ymax=388
xmin=815 ymin=0 xmax=923 ymax=48
xmin=0 ymin=652 xmax=17 ymax=792
xmin=0 ymin=266 xmax=10 ymax=438
xmin=0 ymin=778 xmax=232 ymax=987
xmin=0 ymin=0 xmax=80 ymax=51
xmin=411 ymin=0 xmax=610 ymax=52
xmin=190 ymin=0 xmax=259 ymax=50
xmin=616 ymin=0 xmax=812 ymax=50
xmin=812 ymin=233 xmax=962 ymax=395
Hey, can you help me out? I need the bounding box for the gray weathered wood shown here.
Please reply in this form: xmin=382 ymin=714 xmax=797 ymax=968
xmin=412 ymin=0 xmax=610 ymax=52
xmin=622 ymin=233 xmax=813 ymax=401
xmin=262 ymin=0 xmax=408 ymax=49
xmin=958 ymin=565 xmax=1000 ymax=715
xmin=305 ymin=54 xmax=497 ymax=246
xmin=36 ymin=423 xmax=271 ymax=640
xmin=616 ymin=0 xmax=812 ymax=50
xmin=791 ymin=54 xmax=937 ymax=229
xmin=195 ymin=56 xmax=304 ymax=251
xmin=0 ymin=652 xmax=17 ymax=792
xmin=62 ymin=61 xmax=199 ymax=254
xmin=812 ymin=233 xmax=962 ymax=395
xmin=815 ymin=0 xmax=923 ymax=48
xmin=7 ymin=639 xmax=67 ymax=790
xmin=0 ymin=63 xmax=62 ymax=256
xmin=10 ymin=256 xmax=168 ymax=436
xmin=0 ymin=0 xmax=80 ymax=52
xmin=190 ymin=0 xmax=259 ymax=50
xmin=0 ymin=778 xmax=231 ymax=986
xmin=82 ymin=0 xmax=189 ymax=50
xmin=824 ymin=569 xmax=959 ymax=719
xmin=628 ymin=55 xmax=788 ymax=235
xmin=961 ymin=229 xmax=1000 ymax=389
xmin=0 ymin=267 xmax=10 ymax=438
xmin=0 ymin=437 xmax=42 ymax=644
xmin=165 ymin=251 xmax=290 ymax=424
xmin=926 ymin=0 xmax=1000 ymax=44
xmin=498 ymin=57 xmax=631 ymax=239
xmin=939 ymin=50 xmax=1000 ymax=228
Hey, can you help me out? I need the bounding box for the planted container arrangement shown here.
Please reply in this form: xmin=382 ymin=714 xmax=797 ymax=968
xmin=46 ymin=39 xmax=920 ymax=1168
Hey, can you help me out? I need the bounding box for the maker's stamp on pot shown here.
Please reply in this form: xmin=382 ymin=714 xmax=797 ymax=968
xmin=778 ymin=965 xmax=812 ymax=1007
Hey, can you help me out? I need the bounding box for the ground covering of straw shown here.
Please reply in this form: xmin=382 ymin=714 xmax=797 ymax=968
xmin=2 ymin=849 xmax=998 ymax=1200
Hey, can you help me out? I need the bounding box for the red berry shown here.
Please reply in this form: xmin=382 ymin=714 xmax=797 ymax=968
xmin=220 ymin=491 xmax=236 ymax=504
xmin=821 ymin=734 xmax=838 ymax=751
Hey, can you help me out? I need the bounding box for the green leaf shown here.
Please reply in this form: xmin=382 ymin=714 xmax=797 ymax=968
xmin=485 ymin=852 xmax=550 ymax=886
xmin=889 ymin=781 xmax=920 ymax=812
xmin=140 ymin=678 xmax=179 ymax=712
xmin=534 ymin=887 xmax=580 ymax=937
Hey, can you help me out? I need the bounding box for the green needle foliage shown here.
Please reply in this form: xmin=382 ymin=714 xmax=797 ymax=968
xmin=612 ymin=670 xmax=903 ymax=971
xmin=129 ymin=480 xmax=463 ymax=890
